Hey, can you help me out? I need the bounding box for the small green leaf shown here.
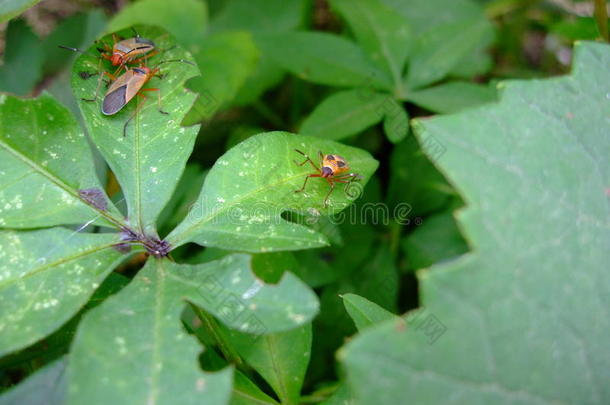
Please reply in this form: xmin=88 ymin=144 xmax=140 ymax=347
xmin=0 ymin=228 xmax=127 ymax=357
xmin=402 ymin=212 xmax=468 ymax=270
xmin=382 ymin=99 xmax=408 ymax=143
xmin=168 ymin=254 xmax=319 ymax=333
xmin=257 ymin=31 xmax=392 ymax=90
xmin=225 ymin=324 xmax=312 ymax=405
xmin=231 ymin=371 xmax=280 ymax=405
xmin=0 ymin=357 xmax=67 ymax=405
xmin=71 ymin=26 xmax=200 ymax=236
xmin=300 ymin=89 xmax=387 ymax=140
xmin=408 ymin=81 xmax=498 ymax=113
xmin=329 ymin=0 xmax=411 ymax=89
xmin=67 ymin=258 xmax=233 ymax=405
xmin=406 ymin=19 xmax=492 ymax=89
xmin=0 ymin=20 xmax=44 ymax=95
xmin=383 ymin=0 xmax=493 ymax=83
xmin=319 ymin=384 xmax=353 ymax=405
xmin=106 ymin=0 xmax=208 ymax=52
xmin=0 ymin=0 xmax=41 ymax=23
xmin=209 ymin=0 xmax=308 ymax=106
xmin=183 ymin=31 xmax=259 ymax=126
xmin=342 ymin=293 xmax=398 ymax=331
xmin=168 ymin=131 xmax=379 ymax=252
xmin=0 ymin=93 xmax=122 ymax=229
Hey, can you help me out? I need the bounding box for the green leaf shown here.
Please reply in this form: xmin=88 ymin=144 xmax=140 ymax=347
xmin=231 ymin=371 xmax=280 ymax=405
xmin=67 ymin=259 xmax=233 ymax=405
xmin=106 ymin=0 xmax=208 ymax=52
xmin=0 ymin=20 xmax=44 ymax=95
xmin=0 ymin=0 xmax=41 ymax=23
xmin=209 ymin=0 xmax=308 ymax=105
xmin=167 ymin=131 xmax=379 ymax=252
xmin=380 ymin=0 xmax=494 ymax=88
xmin=319 ymin=384 xmax=353 ymax=405
xmin=406 ymin=18 xmax=492 ymax=89
xmin=0 ymin=228 xmax=127 ymax=357
xmin=342 ymin=41 xmax=610 ymax=404
xmin=0 ymin=93 xmax=122 ymax=229
xmin=402 ymin=212 xmax=468 ymax=271
xmin=0 ymin=357 xmax=67 ymax=405
xmin=168 ymin=254 xmax=319 ymax=333
xmin=408 ymin=81 xmax=498 ymax=114
xmin=329 ymin=0 xmax=412 ymax=89
xmin=300 ymin=89 xmax=387 ymax=140
xmin=342 ymin=293 xmax=398 ymax=331
xmin=257 ymin=32 xmax=392 ymax=90
xmin=382 ymin=99 xmax=409 ymax=143
xmin=183 ymin=31 xmax=259 ymax=126
xmin=225 ymin=324 xmax=312 ymax=405
xmin=71 ymin=26 xmax=200 ymax=235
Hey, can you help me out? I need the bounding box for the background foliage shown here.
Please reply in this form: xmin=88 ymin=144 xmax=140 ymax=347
xmin=0 ymin=0 xmax=608 ymax=404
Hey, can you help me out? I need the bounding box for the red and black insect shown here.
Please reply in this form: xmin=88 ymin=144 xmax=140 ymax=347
xmin=100 ymin=59 xmax=193 ymax=136
xmin=294 ymin=149 xmax=361 ymax=207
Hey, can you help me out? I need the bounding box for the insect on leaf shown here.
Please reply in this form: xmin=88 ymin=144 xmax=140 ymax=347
xmin=167 ymin=131 xmax=379 ymax=252
xmin=71 ymin=25 xmax=201 ymax=236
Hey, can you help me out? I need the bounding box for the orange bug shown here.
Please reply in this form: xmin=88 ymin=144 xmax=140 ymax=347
xmin=100 ymin=59 xmax=193 ymax=136
xmin=60 ymin=30 xmax=157 ymax=103
xmin=294 ymin=149 xmax=362 ymax=207
xmin=97 ymin=33 xmax=156 ymax=74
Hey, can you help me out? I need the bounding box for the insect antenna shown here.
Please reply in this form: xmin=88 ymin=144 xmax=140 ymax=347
xmin=58 ymin=45 xmax=85 ymax=53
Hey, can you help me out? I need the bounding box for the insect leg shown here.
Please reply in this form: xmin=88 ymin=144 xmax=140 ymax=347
xmin=294 ymin=149 xmax=320 ymax=171
xmin=122 ymin=94 xmax=147 ymax=137
xmin=82 ymin=61 xmax=116 ymax=102
xmin=140 ymin=88 xmax=168 ymax=114
xmin=323 ymin=180 xmax=336 ymax=208
xmin=295 ymin=173 xmax=321 ymax=193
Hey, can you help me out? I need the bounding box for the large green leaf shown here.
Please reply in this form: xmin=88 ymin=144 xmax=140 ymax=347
xmin=341 ymin=41 xmax=610 ymax=404
xmin=106 ymin=0 xmax=208 ymax=52
xmin=67 ymin=258 xmax=233 ymax=405
xmin=225 ymin=325 xmax=312 ymax=405
xmin=0 ymin=93 xmax=123 ymax=229
xmin=71 ymin=26 xmax=200 ymax=236
xmin=257 ymin=32 xmax=392 ymax=90
xmin=169 ymin=254 xmax=319 ymax=333
xmin=0 ymin=228 xmax=127 ymax=357
xmin=183 ymin=31 xmax=259 ymax=126
xmin=168 ymin=132 xmax=379 ymax=252
xmin=329 ymin=0 xmax=412 ymax=91
xmin=300 ymin=89 xmax=387 ymax=140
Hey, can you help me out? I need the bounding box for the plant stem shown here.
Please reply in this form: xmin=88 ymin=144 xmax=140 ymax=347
xmin=594 ymin=0 xmax=609 ymax=42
